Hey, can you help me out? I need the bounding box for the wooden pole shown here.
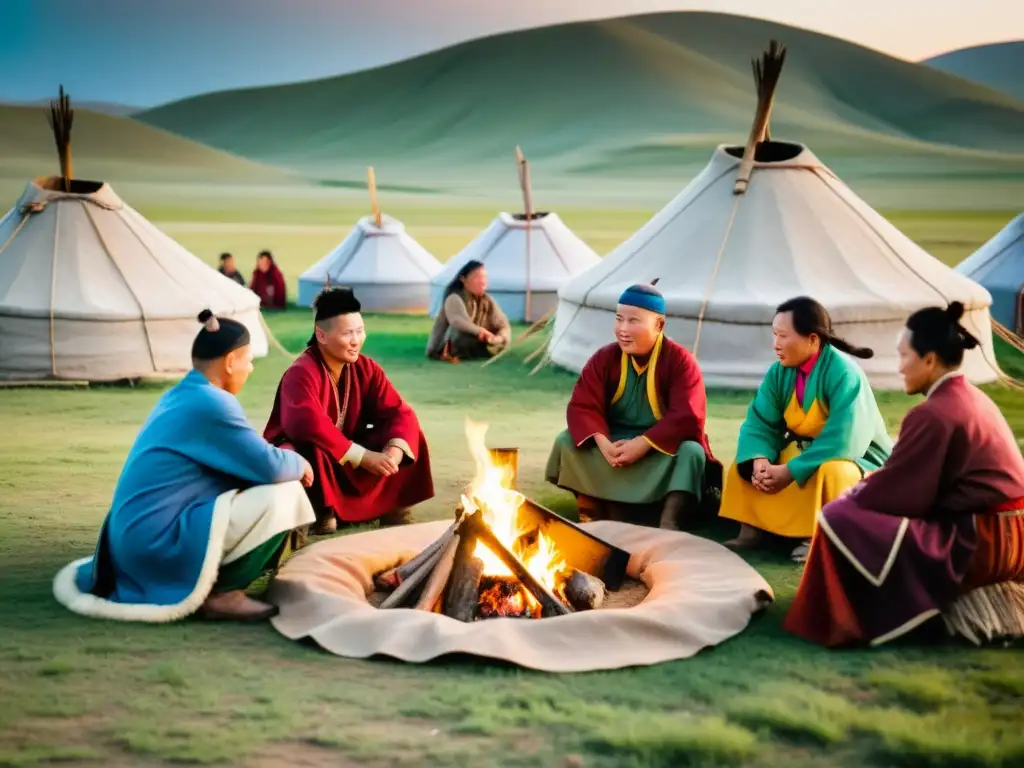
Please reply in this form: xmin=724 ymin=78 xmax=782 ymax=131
xmin=47 ymin=85 xmax=74 ymax=192
xmin=367 ymin=166 xmax=382 ymax=227
xmin=516 ymin=146 xmax=534 ymax=322
xmin=733 ymin=40 xmax=786 ymax=196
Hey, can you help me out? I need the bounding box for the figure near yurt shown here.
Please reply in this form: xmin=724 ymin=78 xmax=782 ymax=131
xmin=718 ymin=297 xmax=893 ymax=562
xmin=426 ymin=260 xmax=512 ymax=362
xmin=545 ymin=281 xmax=722 ymax=530
xmin=785 ymin=303 xmax=1024 ymax=648
xmin=218 ymin=252 xmax=246 ymax=286
xmin=264 ymin=288 xmax=435 ymax=535
xmin=251 ymin=250 xmax=287 ymax=310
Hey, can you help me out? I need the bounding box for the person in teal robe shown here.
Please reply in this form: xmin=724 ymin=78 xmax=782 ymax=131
xmin=719 ymin=296 xmax=893 ymax=561
xmin=545 ymin=281 xmax=721 ymax=529
xmin=52 ymin=310 xmax=317 ymax=623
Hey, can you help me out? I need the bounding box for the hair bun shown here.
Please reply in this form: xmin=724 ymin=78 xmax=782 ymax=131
xmin=197 ymin=309 xmax=213 ymax=324
xmin=945 ymin=301 xmax=965 ymax=322
xmin=650 ymin=277 xmax=660 ymax=286
xmin=196 ymin=309 xmax=219 ymax=332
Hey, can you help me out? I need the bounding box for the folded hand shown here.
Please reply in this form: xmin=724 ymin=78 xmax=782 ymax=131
xmin=299 ymin=457 xmax=315 ymax=488
xmin=753 ymin=463 xmax=793 ymax=494
xmin=361 ymin=450 xmax=399 ymax=477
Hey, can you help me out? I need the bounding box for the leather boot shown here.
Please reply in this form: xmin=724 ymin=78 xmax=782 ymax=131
xmin=659 ymin=491 xmax=695 ymax=530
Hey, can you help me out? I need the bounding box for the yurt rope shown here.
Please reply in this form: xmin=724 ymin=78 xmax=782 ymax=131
xmin=691 ymin=194 xmax=742 ymax=359
xmin=258 ymin=312 xmax=297 ymax=360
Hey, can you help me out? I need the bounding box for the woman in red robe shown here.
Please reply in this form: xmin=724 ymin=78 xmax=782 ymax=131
xmin=784 ymin=302 xmax=1024 ymax=647
xmin=263 ymin=288 xmax=434 ymax=534
xmin=250 ymin=250 xmax=287 ymax=310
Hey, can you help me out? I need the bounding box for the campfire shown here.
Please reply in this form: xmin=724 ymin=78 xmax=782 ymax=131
xmin=373 ymin=420 xmax=629 ymax=620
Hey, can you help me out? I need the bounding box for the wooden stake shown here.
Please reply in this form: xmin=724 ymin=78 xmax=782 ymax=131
xmin=516 ymin=146 xmax=534 ymax=322
xmin=374 ymin=518 xmax=460 ymax=591
xmin=367 ymin=166 xmax=382 ymax=228
xmin=734 ymin=40 xmax=787 ymax=195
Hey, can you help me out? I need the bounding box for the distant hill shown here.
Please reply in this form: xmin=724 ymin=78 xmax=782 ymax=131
xmin=0 ymin=104 xmax=297 ymax=187
xmin=135 ymin=11 xmax=1024 ymax=197
xmin=924 ymin=42 xmax=1024 ymax=101
xmin=1 ymin=99 xmax=141 ymax=117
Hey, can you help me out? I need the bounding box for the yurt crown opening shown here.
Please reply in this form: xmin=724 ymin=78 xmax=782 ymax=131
xmin=35 ymin=176 xmax=104 ymax=195
xmin=724 ymin=141 xmax=804 ymax=163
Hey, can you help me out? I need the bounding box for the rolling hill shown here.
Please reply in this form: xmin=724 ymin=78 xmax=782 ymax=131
xmin=0 ymin=103 xmax=297 ymax=188
xmin=135 ymin=11 xmax=1024 ymax=198
xmin=924 ymin=41 xmax=1024 ymax=101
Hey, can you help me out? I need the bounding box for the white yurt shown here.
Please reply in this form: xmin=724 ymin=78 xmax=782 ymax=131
xmin=548 ymin=141 xmax=1001 ymax=389
xmin=955 ymin=213 xmax=1024 ymax=335
xmin=298 ymin=213 xmax=442 ymax=312
xmin=429 ymin=211 xmax=601 ymax=323
xmin=0 ymin=176 xmax=268 ymax=381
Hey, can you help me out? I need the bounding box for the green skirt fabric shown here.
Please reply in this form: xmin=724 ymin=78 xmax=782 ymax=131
xmin=545 ymin=431 xmax=705 ymax=505
xmin=213 ymin=532 xmax=289 ymax=593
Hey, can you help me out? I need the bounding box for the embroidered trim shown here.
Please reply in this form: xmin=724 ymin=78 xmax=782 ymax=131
xmin=818 ymin=513 xmax=909 ymax=588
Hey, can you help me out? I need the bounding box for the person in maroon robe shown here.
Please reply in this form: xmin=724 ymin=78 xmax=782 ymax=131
xmin=784 ymin=302 xmax=1024 ymax=648
xmin=250 ymin=250 xmax=287 ymax=310
xmin=263 ymin=287 xmax=434 ymax=534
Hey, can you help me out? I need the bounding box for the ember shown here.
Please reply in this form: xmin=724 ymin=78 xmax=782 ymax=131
xmin=373 ymin=419 xmax=629 ymax=621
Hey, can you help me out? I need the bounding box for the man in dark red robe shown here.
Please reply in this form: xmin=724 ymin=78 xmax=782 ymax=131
xmin=545 ymin=281 xmax=722 ymax=530
xmin=264 ymin=287 xmax=434 ymax=534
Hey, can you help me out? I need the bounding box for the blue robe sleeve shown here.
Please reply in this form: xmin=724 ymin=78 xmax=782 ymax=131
xmin=182 ymin=390 xmax=306 ymax=485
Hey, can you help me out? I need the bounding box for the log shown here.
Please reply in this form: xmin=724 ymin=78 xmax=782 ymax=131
xmin=414 ymin=531 xmax=461 ymax=612
xmin=465 ymin=511 xmax=572 ymax=618
xmin=562 ymin=569 xmax=606 ymax=611
xmin=374 ymin=518 xmax=459 ymax=591
xmin=443 ymin=531 xmax=485 ymax=622
xmin=379 ymin=544 xmax=444 ymax=609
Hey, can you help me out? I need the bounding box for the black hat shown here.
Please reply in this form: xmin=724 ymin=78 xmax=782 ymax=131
xmin=308 ymin=287 xmax=361 ymax=346
xmin=191 ymin=309 xmax=251 ymax=360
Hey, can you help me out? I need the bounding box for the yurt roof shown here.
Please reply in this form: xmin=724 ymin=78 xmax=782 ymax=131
xmin=558 ymin=141 xmax=992 ymax=326
xmin=955 ymin=213 xmax=1024 ymax=289
xmin=299 ymin=213 xmax=442 ymax=286
xmin=431 ymin=211 xmax=601 ymax=294
xmin=0 ymin=177 xmax=264 ymax=322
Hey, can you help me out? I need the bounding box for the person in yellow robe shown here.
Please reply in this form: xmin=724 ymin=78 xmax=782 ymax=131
xmin=719 ymin=297 xmax=893 ymax=562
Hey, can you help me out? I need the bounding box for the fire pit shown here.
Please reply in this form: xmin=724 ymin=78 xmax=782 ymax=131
xmin=267 ymin=421 xmax=775 ymax=672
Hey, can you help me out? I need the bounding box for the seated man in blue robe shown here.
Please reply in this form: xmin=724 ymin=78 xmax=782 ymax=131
xmin=52 ymin=310 xmax=317 ymax=622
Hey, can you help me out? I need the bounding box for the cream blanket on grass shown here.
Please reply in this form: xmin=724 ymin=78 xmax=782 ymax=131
xmin=268 ymin=520 xmax=774 ymax=671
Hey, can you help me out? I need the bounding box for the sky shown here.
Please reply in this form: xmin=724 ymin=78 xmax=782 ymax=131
xmin=2 ymin=0 xmax=1021 ymax=107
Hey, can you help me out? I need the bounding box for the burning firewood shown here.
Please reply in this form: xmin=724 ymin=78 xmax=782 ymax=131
xmin=463 ymin=510 xmax=573 ymax=618
xmin=414 ymin=531 xmax=461 ymax=612
xmin=560 ymin=569 xmax=606 ymax=611
xmin=374 ymin=518 xmax=460 ymax=591
xmin=442 ymin=531 xmax=485 ymax=622
xmin=379 ymin=544 xmax=445 ymax=609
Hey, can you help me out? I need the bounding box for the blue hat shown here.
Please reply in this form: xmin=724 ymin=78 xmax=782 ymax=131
xmin=618 ymin=279 xmax=665 ymax=315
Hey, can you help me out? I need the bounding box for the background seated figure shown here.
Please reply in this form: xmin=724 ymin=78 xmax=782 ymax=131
xmin=784 ymin=302 xmax=1024 ymax=648
xmin=545 ymin=281 xmax=721 ymax=530
xmin=250 ymin=249 xmax=287 ymax=310
xmin=718 ymin=296 xmax=892 ymax=562
xmin=426 ymin=260 xmax=511 ymax=361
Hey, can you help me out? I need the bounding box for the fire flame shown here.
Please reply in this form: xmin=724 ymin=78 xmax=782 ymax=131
xmin=461 ymin=419 xmax=566 ymax=599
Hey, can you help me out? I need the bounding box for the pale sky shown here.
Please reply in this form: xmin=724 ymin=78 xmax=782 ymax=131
xmin=1 ymin=0 xmax=1021 ymax=106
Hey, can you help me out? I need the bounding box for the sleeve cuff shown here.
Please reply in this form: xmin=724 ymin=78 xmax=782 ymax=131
xmin=576 ymin=432 xmax=602 ymax=447
xmin=341 ymin=443 xmax=366 ymax=467
xmin=641 ymin=436 xmax=673 ymax=456
xmin=386 ymin=437 xmax=414 ymax=461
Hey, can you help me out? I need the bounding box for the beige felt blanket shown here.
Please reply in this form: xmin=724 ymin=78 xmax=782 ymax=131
xmin=268 ymin=520 xmax=774 ymax=672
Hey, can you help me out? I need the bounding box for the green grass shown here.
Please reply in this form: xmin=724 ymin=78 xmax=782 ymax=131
xmin=0 ymin=303 xmax=1022 ymax=767
xmin=0 ymin=191 xmax=1022 ymax=767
